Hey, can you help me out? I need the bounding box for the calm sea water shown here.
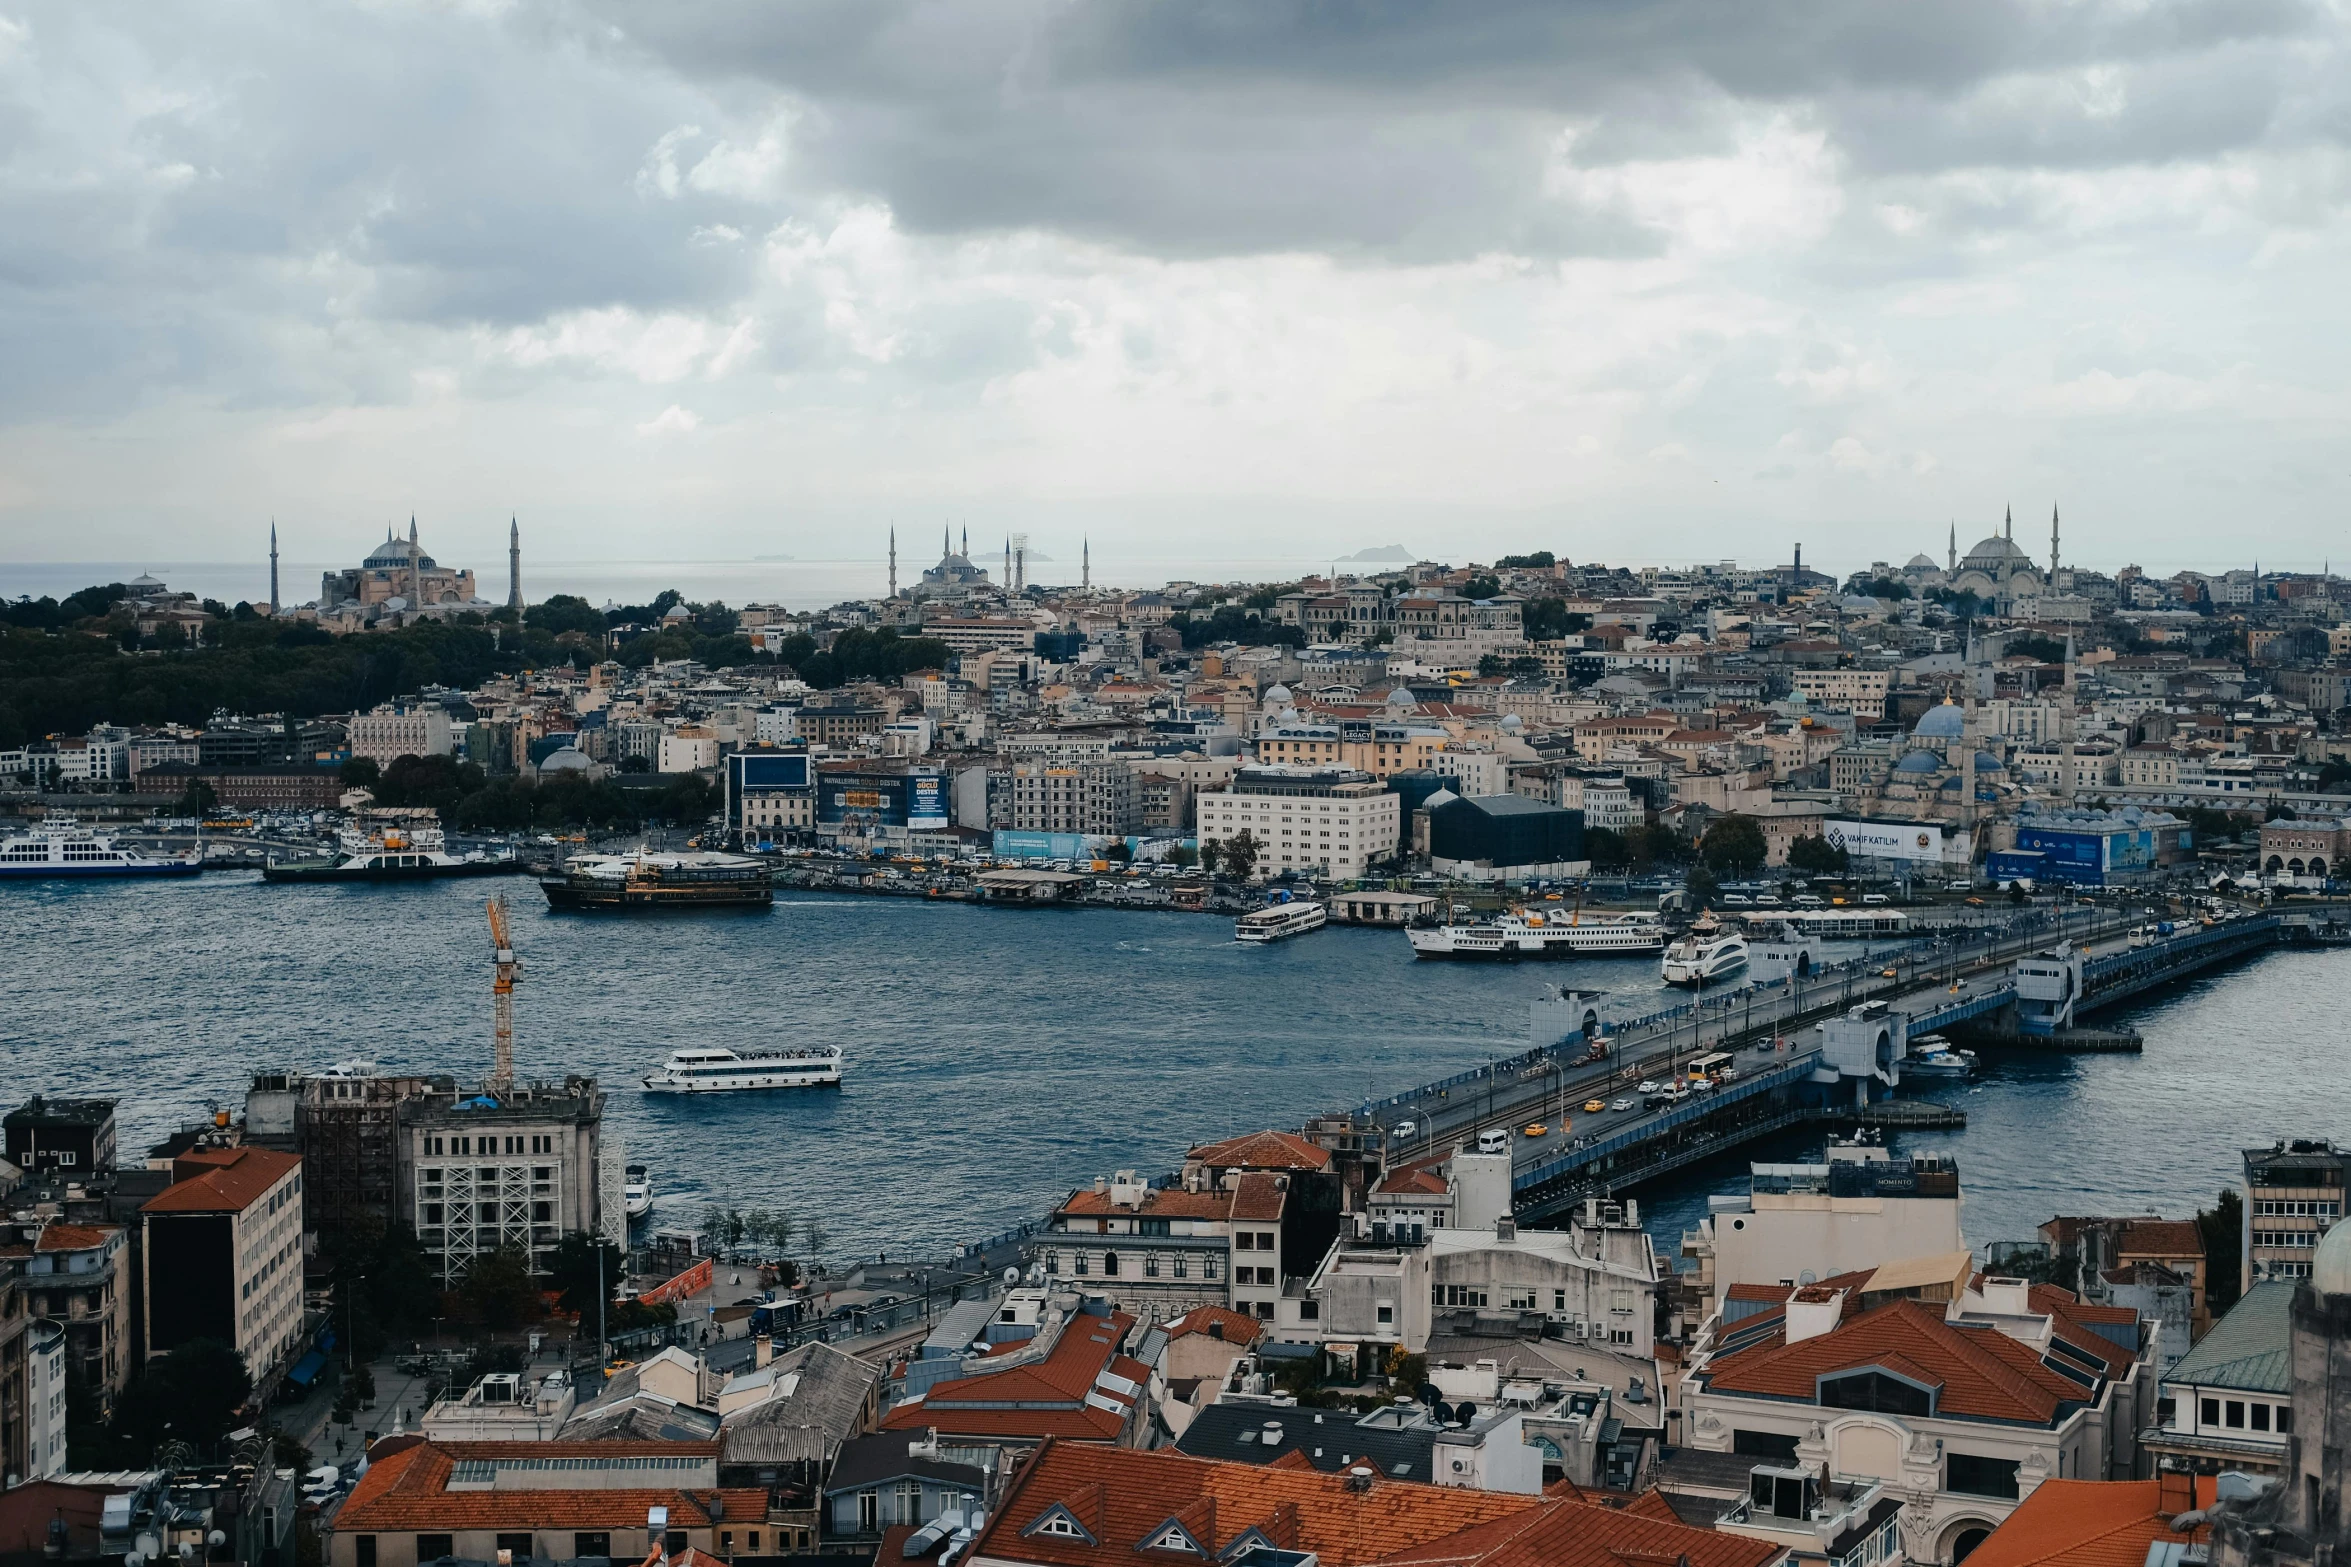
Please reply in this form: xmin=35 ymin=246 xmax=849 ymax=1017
xmin=5 ymin=876 xmax=2342 ymax=1260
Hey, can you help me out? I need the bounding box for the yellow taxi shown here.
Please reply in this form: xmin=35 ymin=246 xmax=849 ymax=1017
xmin=1584 ymin=1099 xmax=1607 ymax=1114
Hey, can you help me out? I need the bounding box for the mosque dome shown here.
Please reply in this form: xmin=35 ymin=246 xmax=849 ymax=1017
xmin=1964 ymin=534 xmax=2029 ymax=565
xmin=1903 ymin=554 xmax=1939 ymax=572
xmin=1261 ymin=683 xmax=1293 ymax=708
xmin=1501 ymin=713 xmax=1524 ymax=732
xmin=1895 ymin=750 xmax=1945 ymax=775
xmin=1973 ymin=751 xmax=2004 ymax=772
xmin=2316 ymin=1211 xmax=2351 ymax=1297
xmin=1912 ymin=702 xmax=1967 ymax=741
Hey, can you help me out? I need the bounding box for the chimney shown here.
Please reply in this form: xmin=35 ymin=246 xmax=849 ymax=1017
xmin=1496 ymin=1216 xmax=1516 ymax=1243
xmin=1785 ymin=1287 xmax=1846 ymax=1345
xmin=754 ymin=1334 xmax=773 ymax=1369
xmin=1345 ymin=1465 xmax=1375 ymax=1493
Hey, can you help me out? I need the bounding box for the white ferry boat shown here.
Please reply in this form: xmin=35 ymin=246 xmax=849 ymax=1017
xmin=623 ymin=1163 xmax=654 ymax=1218
xmin=1903 ymin=1035 xmax=1978 ymax=1079
xmin=1236 ymin=900 xmax=1328 ymax=943
xmin=1407 ymin=909 xmax=1664 ymax=961
xmin=262 ymin=811 xmax=518 ymax=883
xmin=643 ymin=1045 xmax=845 ymax=1093
xmin=0 ymin=818 xmax=202 ymax=879
xmin=1661 ymin=916 xmax=1750 ymax=987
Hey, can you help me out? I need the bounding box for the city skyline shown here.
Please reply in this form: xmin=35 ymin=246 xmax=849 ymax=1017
xmin=3 ymin=4 xmax=2349 ymax=569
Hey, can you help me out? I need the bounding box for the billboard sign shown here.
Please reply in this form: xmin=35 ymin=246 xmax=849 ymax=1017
xmin=1824 ymin=819 xmax=1946 ymax=864
xmin=909 ymin=772 xmax=948 ymax=828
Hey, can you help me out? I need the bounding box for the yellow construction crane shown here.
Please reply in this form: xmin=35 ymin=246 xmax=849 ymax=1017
xmin=487 ymin=894 xmax=522 ymax=1091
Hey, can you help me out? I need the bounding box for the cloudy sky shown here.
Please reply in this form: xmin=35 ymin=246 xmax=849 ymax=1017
xmin=1 ymin=0 xmax=2347 ymax=584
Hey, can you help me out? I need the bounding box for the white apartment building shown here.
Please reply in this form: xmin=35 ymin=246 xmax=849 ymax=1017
xmin=348 ymin=703 xmax=456 ymax=765
xmin=129 ymin=733 xmax=201 ymax=775
xmin=657 ymin=725 xmax=719 ymax=773
xmin=140 ymin=1147 xmax=308 ymax=1390
xmin=1428 ymin=746 xmax=1509 ymax=796
xmin=919 ymin=617 xmax=1037 ymax=657
xmin=1010 ymin=761 xmax=1140 ymax=837
xmin=1196 ymin=766 xmax=1400 ymax=880
xmin=26 ymin=1318 xmax=66 ymax=1481
xmin=1792 ymin=669 xmax=1893 ymax=712
xmin=753 ymin=706 xmax=800 ymax=745
xmin=2120 ymin=746 xmax=2183 ymax=788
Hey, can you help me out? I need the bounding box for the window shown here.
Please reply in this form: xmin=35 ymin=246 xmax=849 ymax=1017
xmin=1946 ymin=1453 xmax=2022 ymax=1500
xmin=1298 ymin=1300 xmax=1319 ymax=1320
xmin=1104 ymin=1250 xmax=1121 ymax=1277
xmin=2226 ymin=1400 xmax=2245 ymax=1428
xmin=1554 ymin=1290 xmax=1567 ymax=1312
xmin=1236 ymin=1232 xmax=1255 ymax=1251
xmin=1258 ymin=1230 xmax=1276 ymax=1249
xmin=1821 ymin=1370 xmax=1934 ymax=1418
xmin=1172 ymin=1255 xmax=1188 ymax=1279
xmin=2251 ymin=1404 xmax=2271 ymax=1432
xmin=1505 ymin=1290 xmax=1537 ymax=1310
xmin=1144 ymin=1255 xmax=1160 ymax=1277
xmin=497 ymin=1535 xmax=533 ymax=1559
xmin=859 ymin=1492 xmax=880 ymax=1532
xmin=1205 ymin=1256 xmax=1221 ymax=1281
xmin=1074 ymin=1254 xmax=1088 ymax=1276
xmin=898 ymin=1481 xmax=922 ymax=1521
xmin=417 ymin=1536 xmax=455 ymax=1562
xmin=355 ymin=1539 xmax=377 ymax=1567
xmin=1376 ymin=1304 xmax=1394 ymax=1325
xmin=2202 ymin=1397 xmax=2221 ymax=1427
xmin=1139 ymin=1218 xmax=1170 ymax=1237
xmin=720 ymin=1534 xmax=734 ymax=1553
xmin=573 ymin=1535 xmax=610 ymax=1558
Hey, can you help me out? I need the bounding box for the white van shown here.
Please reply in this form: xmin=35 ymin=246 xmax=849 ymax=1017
xmin=1476 ymin=1128 xmax=1509 ymax=1156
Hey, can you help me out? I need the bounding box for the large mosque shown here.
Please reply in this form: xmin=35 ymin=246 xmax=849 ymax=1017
xmin=1896 ymin=506 xmax=2066 ymax=612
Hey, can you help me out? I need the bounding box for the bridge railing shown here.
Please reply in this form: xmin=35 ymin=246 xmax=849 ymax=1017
xmin=1513 ymin=1049 xmax=1824 ymax=1194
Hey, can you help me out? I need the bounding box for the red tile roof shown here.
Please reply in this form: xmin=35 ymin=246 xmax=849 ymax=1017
xmin=881 ymin=1312 xmax=1142 ymax=1444
xmin=334 ymin=1441 xmax=756 ymax=1533
xmin=1229 ymin=1172 xmax=1289 ymax=1223
xmin=2117 ymin=1220 xmax=2204 ymax=1259
xmin=1163 ymin=1306 xmax=1263 ymax=1345
xmin=1964 ymin=1477 xmax=2215 ymax=1567
xmin=1374 ymin=1168 xmax=1448 ymax=1197
xmin=1186 ymin=1131 xmax=1332 ymax=1172
xmin=1701 ymin=1299 xmax=2097 ymax=1425
xmin=35 ymin=1223 xmax=122 ymax=1252
xmin=1057 ymin=1187 xmax=1231 ymax=1220
xmin=144 ymin=1147 xmax=301 ymax=1214
xmin=971 ymin=1440 xmax=1780 ymax=1567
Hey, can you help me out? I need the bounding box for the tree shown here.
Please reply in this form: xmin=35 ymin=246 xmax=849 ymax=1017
xmin=2196 ymin=1189 xmax=2244 ymax=1315
xmin=1583 ymin=826 xmax=1629 ymax=873
xmin=1786 ymin=834 xmax=1850 ymax=877
xmin=546 ymin=1233 xmax=625 ymax=1319
xmin=528 ymin=595 xmax=607 ymax=638
xmin=175 ymin=777 xmax=219 ymax=817
xmin=112 ymin=1339 xmax=252 ymax=1458
xmin=1198 ymin=838 xmax=1222 ymax=876
xmin=1461 ymin=575 xmax=1501 ymax=601
xmin=1223 ymin=829 xmax=1262 ymax=881
xmin=1699 ymin=814 xmax=1768 ymax=877
xmin=458 ymin=1247 xmax=539 ymax=1329
xmin=1168 ymin=844 xmax=1199 ymax=868
xmin=340 ymin=756 xmax=381 ymax=789
xmin=1685 ymin=863 xmax=1722 ymax=910
xmin=1494 ymin=552 xmax=1554 ymax=570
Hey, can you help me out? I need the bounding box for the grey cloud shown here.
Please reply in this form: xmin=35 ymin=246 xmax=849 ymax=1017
xmin=602 ymin=0 xmax=2337 ymax=259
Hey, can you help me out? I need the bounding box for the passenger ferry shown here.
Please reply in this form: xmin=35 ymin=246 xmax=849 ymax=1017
xmin=1661 ymin=915 xmax=1750 ymax=987
xmin=642 ymin=1045 xmax=845 ymax=1093
xmin=623 ymin=1163 xmax=654 ymax=1219
xmin=263 ymin=811 xmax=519 ymax=882
xmin=1407 ymin=909 xmax=1664 ymax=961
xmin=1235 ymin=900 xmax=1328 ymax=943
xmin=0 ymin=818 xmax=203 ymax=879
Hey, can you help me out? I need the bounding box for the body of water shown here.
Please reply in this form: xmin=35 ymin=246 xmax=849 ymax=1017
xmin=6 ymin=875 xmax=2340 ymax=1260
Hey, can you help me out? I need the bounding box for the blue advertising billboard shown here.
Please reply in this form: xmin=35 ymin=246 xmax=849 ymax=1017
xmin=909 ymin=772 xmax=948 ymax=828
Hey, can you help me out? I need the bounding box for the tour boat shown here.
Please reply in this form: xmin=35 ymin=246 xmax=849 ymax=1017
xmin=263 ymin=813 xmax=518 ymax=882
xmin=623 ymin=1163 xmax=654 ymax=1218
xmin=642 ymin=1045 xmax=844 ymax=1092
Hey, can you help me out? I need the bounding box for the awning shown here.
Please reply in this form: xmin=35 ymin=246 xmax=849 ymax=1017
xmin=286 ymin=1350 xmax=328 ymax=1387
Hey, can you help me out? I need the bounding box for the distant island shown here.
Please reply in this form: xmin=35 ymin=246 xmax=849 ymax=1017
xmin=1342 ymin=545 xmax=1416 ymax=562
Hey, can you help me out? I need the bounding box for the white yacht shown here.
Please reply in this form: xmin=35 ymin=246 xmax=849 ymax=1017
xmin=1661 ymin=916 xmax=1750 ymax=987
xmin=1407 ymin=909 xmax=1664 ymax=961
xmin=263 ymin=811 xmax=517 ymax=883
xmin=643 ymin=1045 xmax=845 ymax=1093
xmin=0 ymin=818 xmax=202 ymax=879
xmin=623 ymin=1163 xmax=654 ymax=1218
xmin=1904 ymin=1036 xmax=1979 ymax=1079
xmin=1236 ymin=900 xmax=1327 ymax=943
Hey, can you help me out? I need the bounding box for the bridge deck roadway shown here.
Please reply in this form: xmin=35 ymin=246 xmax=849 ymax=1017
xmin=1368 ymin=909 xmax=2275 ymax=1211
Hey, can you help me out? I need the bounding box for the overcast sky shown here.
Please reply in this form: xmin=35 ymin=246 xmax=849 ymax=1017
xmin=2 ymin=0 xmax=2347 ymax=582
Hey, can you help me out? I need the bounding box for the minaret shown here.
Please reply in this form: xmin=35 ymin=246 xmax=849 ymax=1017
xmin=1947 ymin=521 xmax=1956 ymax=574
xmin=2003 ymin=504 xmax=2012 ymax=542
xmin=2049 ymin=503 xmax=2060 ymax=584
xmin=508 ymin=517 xmax=522 ymax=613
xmin=961 ymin=525 xmax=968 ymax=558
xmin=888 ymin=527 xmax=898 ymax=599
xmin=942 ymin=524 xmax=951 ymax=561
xmin=1083 ymin=537 xmax=1090 ymax=590
xmin=1004 ymin=536 xmax=1011 ymax=588
xmin=268 ymin=521 xmax=279 ymax=615
xmin=410 ymin=515 xmax=423 ymax=610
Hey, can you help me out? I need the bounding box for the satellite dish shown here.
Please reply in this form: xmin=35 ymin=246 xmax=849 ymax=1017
xmin=209 ymin=1533 xmax=228 ymax=1549
xmin=125 ymin=1553 xmax=146 ymax=1567
xmin=136 ymin=1534 xmax=162 ymax=1561
xmin=1798 ymin=1269 xmax=1818 ymax=1286
xmin=1432 ymin=1401 xmax=1455 ymax=1425
xmin=1415 ymin=1382 xmax=1441 ymax=1408
xmin=1002 ymin=1266 xmax=1021 ymax=1287
xmin=181 ymin=1542 xmax=200 ymax=1564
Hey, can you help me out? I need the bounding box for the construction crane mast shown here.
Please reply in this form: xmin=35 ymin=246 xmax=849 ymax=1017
xmin=486 ymin=895 xmax=522 ymax=1092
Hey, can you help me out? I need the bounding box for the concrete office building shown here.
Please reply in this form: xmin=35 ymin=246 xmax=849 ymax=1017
xmin=141 ymin=1147 xmax=307 ymax=1394
xmin=1195 ymin=766 xmax=1399 ymax=880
